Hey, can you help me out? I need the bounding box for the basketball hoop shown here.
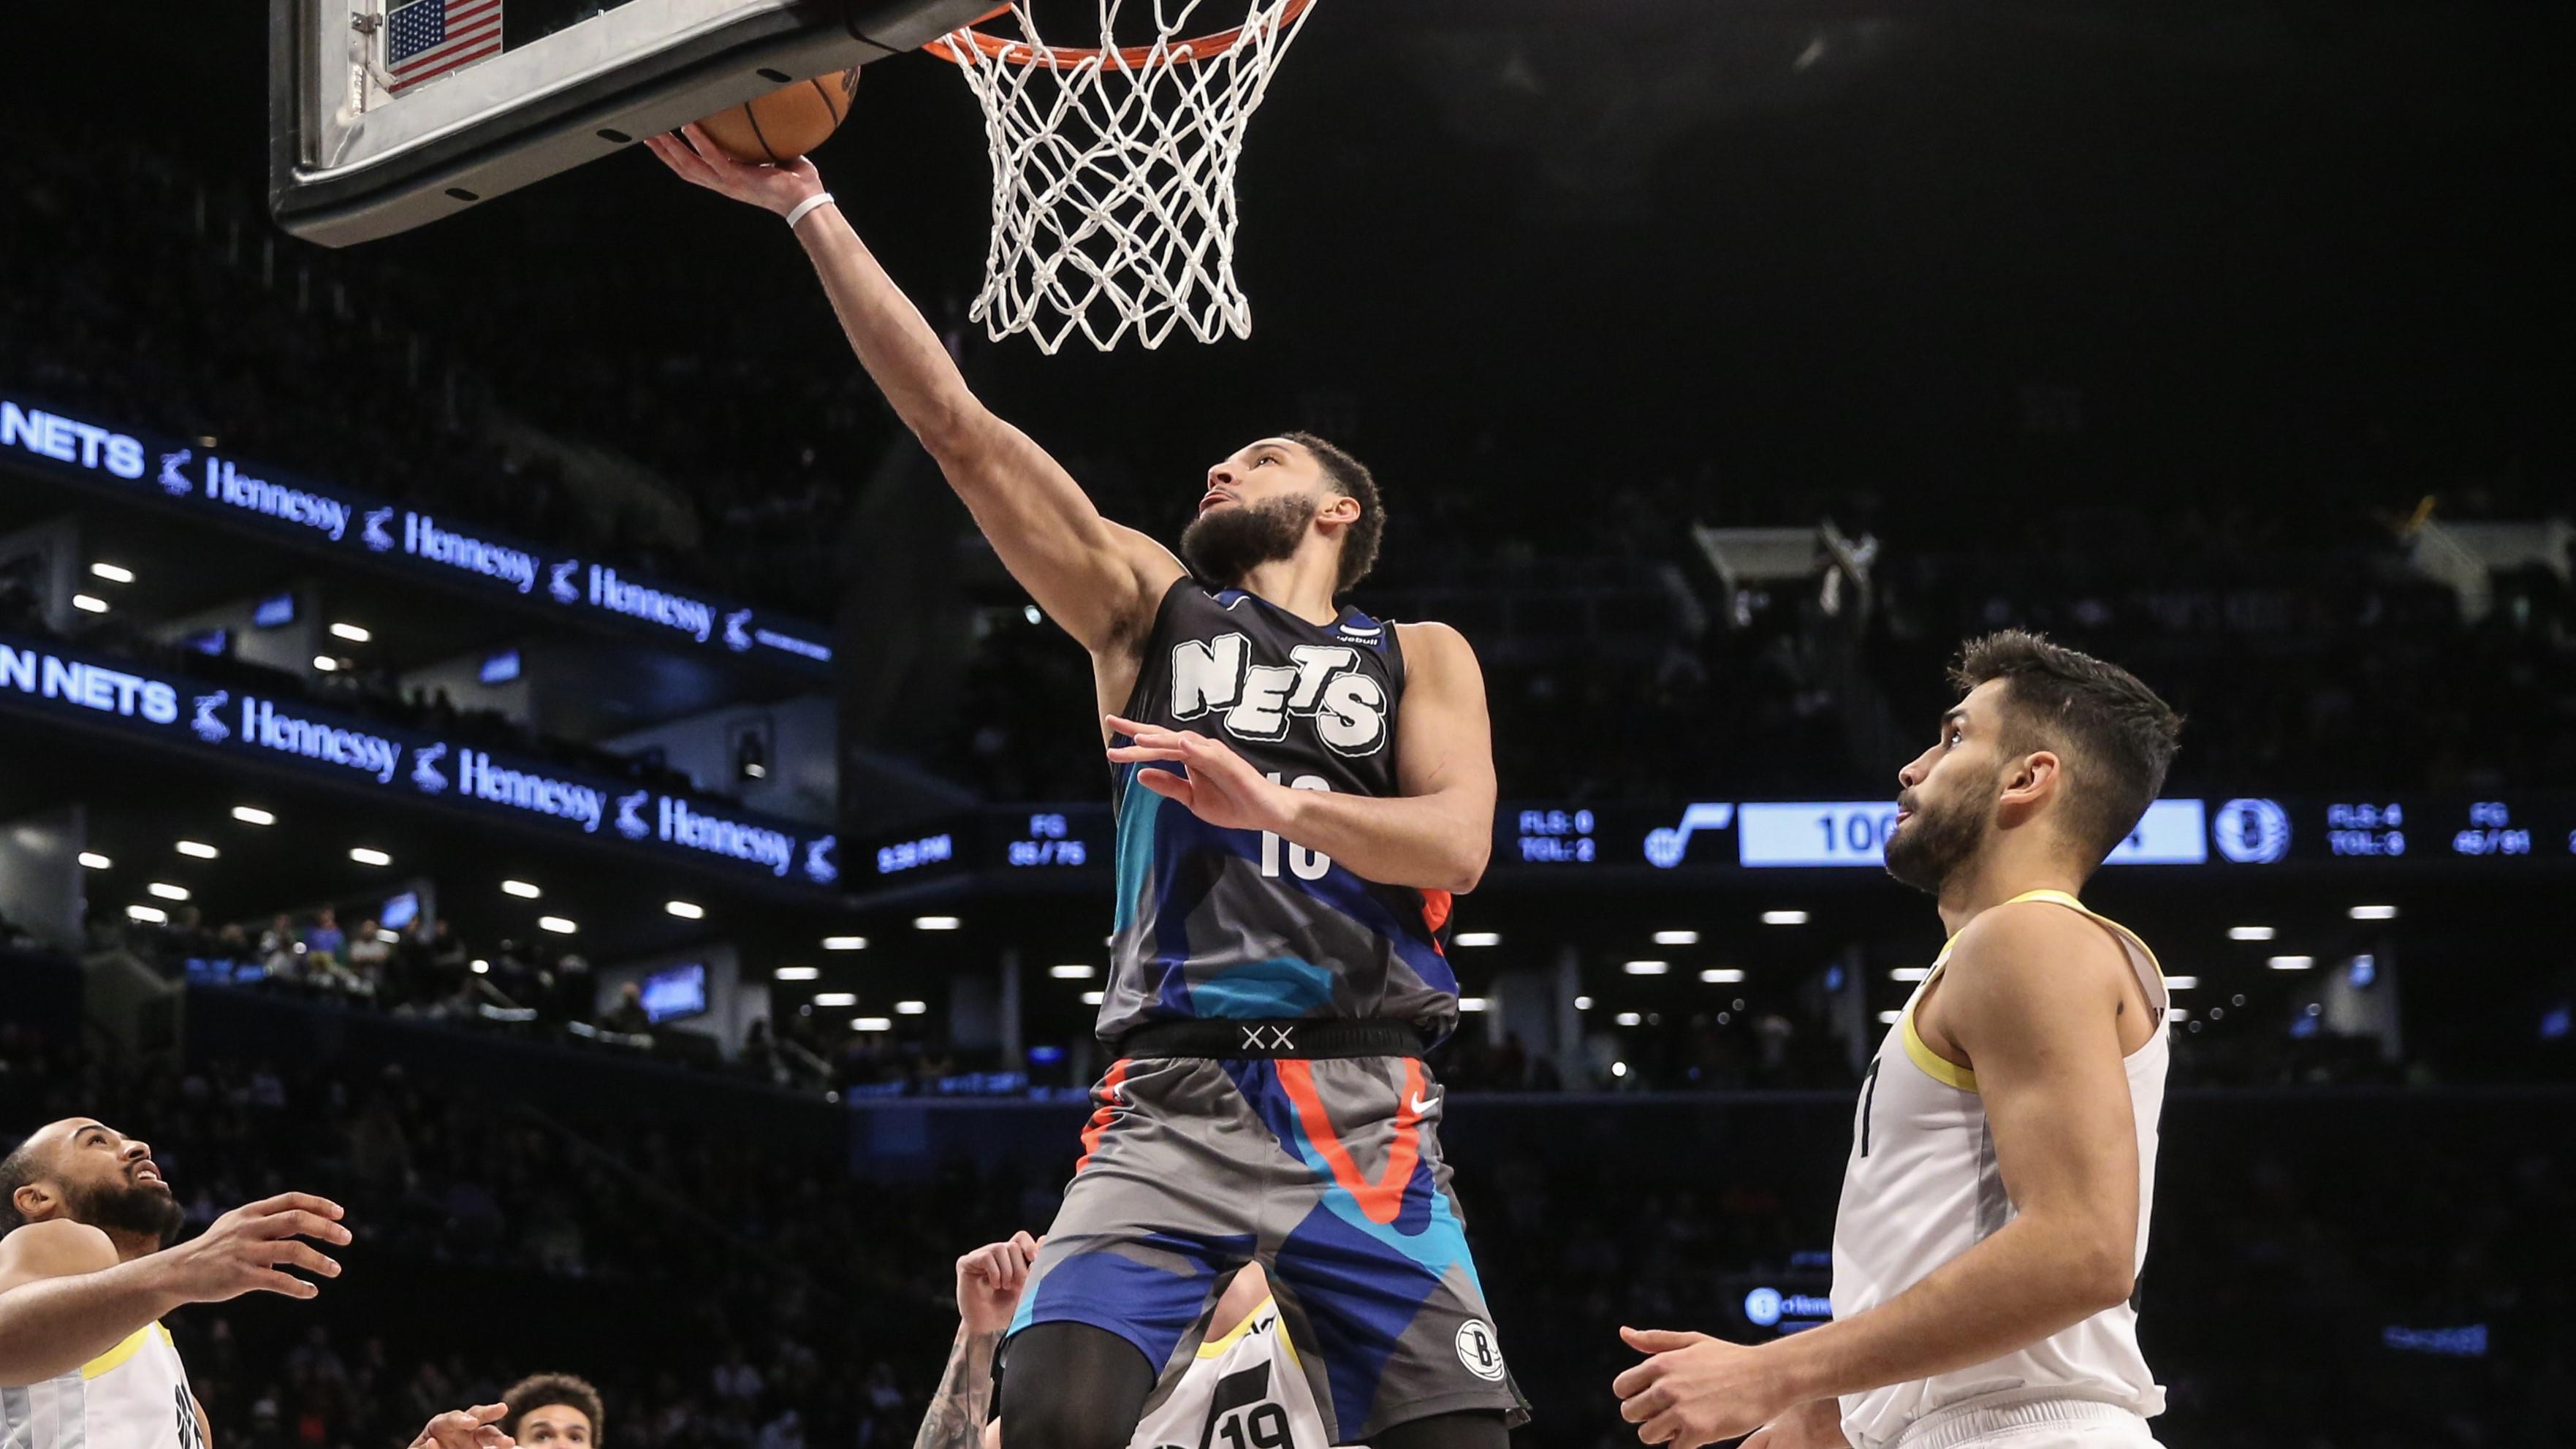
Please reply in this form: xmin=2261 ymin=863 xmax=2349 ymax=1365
xmin=926 ymin=1 xmax=1320 ymax=352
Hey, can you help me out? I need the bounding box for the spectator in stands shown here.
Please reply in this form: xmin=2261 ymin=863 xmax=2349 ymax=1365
xmin=260 ymin=913 xmax=303 ymax=984
xmin=346 ymin=919 xmax=392 ymax=996
xmin=602 ymin=982 xmax=650 ymax=1036
xmin=304 ymin=908 xmax=346 ymax=967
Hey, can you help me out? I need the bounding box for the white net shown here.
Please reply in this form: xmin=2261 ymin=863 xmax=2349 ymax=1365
xmin=931 ymin=1 xmax=1319 ymax=352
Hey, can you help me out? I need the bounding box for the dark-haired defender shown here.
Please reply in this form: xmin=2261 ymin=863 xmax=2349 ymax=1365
xmin=1617 ymin=631 xmax=2185 ymax=1449
xmin=0 ymin=1118 xmax=349 ymax=1448
xmin=647 ymin=133 xmax=1519 ymax=1449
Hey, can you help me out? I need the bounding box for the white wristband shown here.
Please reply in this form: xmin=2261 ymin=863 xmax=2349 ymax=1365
xmin=784 ymin=191 xmax=835 ymax=231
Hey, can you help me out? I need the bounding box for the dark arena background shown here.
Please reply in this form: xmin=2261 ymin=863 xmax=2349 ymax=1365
xmin=3 ymin=3 xmax=2572 ymax=1449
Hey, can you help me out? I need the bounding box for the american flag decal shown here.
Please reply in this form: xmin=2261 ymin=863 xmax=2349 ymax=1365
xmin=385 ymin=0 xmax=503 ymax=95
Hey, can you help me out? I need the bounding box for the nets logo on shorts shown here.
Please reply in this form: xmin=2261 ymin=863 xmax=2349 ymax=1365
xmin=1454 ymin=1320 xmax=1507 ymax=1381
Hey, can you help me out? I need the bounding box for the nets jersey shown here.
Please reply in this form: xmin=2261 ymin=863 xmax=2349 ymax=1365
xmin=0 ymin=1321 xmax=203 ymax=1449
xmin=1096 ymin=581 xmax=1459 ymax=1045
xmin=1831 ymin=891 xmax=2168 ymax=1449
xmin=1128 ymin=1297 xmax=1332 ymax=1449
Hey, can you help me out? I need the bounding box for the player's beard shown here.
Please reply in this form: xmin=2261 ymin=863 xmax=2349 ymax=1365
xmin=1883 ymin=777 xmax=1997 ymax=897
xmin=69 ymin=1174 xmax=185 ymax=1247
xmin=1179 ymin=493 xmax=1318 ymax=587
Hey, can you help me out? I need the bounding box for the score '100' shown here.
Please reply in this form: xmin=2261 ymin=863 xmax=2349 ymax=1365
xmin=1818 ymin=807 xmax=1902 ymax=856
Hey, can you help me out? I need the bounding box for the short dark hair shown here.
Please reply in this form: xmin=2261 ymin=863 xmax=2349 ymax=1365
xmin=1950 ymin=630 xmax=2184 ymax=871
xmin=0 ymin=1136 xmax=47 ymax=1231
xmin=504 ymin=1374 xmax=605 ymax=1444
xmin=1285 ymin=432 xmax=1383 ymax=595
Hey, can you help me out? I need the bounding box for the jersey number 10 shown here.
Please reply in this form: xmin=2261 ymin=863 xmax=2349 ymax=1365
xmin=1260 ymin=775 xmax=1334 ymax=881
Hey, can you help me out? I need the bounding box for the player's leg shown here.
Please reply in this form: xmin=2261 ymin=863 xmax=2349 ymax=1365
xmin=1247 ymin=1056 xmax=1527 ymax=1443
xmin=996 ymin=1323 xmax=1158 ymax=1449
xmin=1006 ymin=1057 xmax=1267 ymax=1444
xmin=1370 ymin=1410 xmax=1511 ymax=1449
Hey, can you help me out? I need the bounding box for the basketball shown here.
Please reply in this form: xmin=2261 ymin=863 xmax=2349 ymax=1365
xmin=694 ymin=69 xmax=858 ymax=165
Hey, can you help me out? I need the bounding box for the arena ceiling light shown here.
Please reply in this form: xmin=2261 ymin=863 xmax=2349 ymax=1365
xmin=470 ymin=959 xmax=490 ymax=974
xmin=78 ymin=852 xmax=112 ymax=870
xmin=538 ymin=916 xmax=577 ymax=935
xmin=147 ymin=882 xmax=190 ymax=901
xmin=914 ymin=916 xmax=962 ymax=931
xmin=2268 ymin=955 xmax=2314 ymax=970
xmin=823 ymin=935 xmax=868 ymax=951
xmin=72 ymin=594 xmax=110 ymax=615
xmin=1050 ymin=964 xmax=1095 ymax=979
xmin=1890 ymin=967 xmax=1929 ymax=983
xmin=376 ymin=928 xmax=400 ymax=944
xmin=329 ymin=622 xmax=373 ymax=643
xmin=89 ymin=563 xmax=134 ymax=584
xmin=2228 ymin=926 xmax=2274 ymax=941
xmin=1700 ymin=968 xmax=1746 ymax=984
xmin=894 ymin=1000 xmax=927 ymax=1016
xmin=1081 ymin=991 xmax=1106 ymax=1005
xmin=1761 ymin=910 xmax=1809 ymax=926
xmin=232 ymin=806 xmax=276 ymax=826
xmin=814 ymin=992 xmax=858 ymax=1007
xmin=313 ymin=655 xmax=341 ymax=672
xmin=664 ymin=900 xmax=704 ymax=920
xmin=503 ymin=880 xmax=542 ymax=899
xmin=2349 ymin=905 xmax=2399 ymax=920
xmin=775 ymin=966 xmax=819 ymax=981
xmin=1574 ymin=995 xmax=1594 ymax=1011
xmin=1453 ymin=932 xmax=1502 ymax=947
xmin=350 ymin=847 xmax=392 ymax=866
xmin=853 ymin=1016 xmax=894 ymax=1032
xmin=126 ymin=904 xmax=169 ymax=924
xmin=1458 ymin=997 xmax=1490 ymax=1013
xmin=1877 ymin=1009 xmax=1904 ymax=1024
xmin=1622 ymin=960 xmax=1670 ymax=975
xmin=176 ymin=840 xmax=218 ymax=859
xmin=1610 ymin=1062 xmax=1629 ymax=1079
xmin=1653 ymin=930 xmax=1701 ymax=946
xmin=1615 ymin=1011 xmax=1644 ymax=1026
xmin=2165 ymin=975 xmax=2199 ymax=990
xmin=2167 ymin=1007 xmax=2190 ymax=1022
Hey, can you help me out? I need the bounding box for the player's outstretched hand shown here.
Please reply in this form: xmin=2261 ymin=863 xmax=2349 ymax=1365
xmin=956 ymin=1231 xmax=1041 ymax=1336
xmin=1104 ymin=715 xmax=1295 ymax=835
xmin=409 ymin=1405 xmax=516 ymax=1449
xmin=1614 ymin=1326 xmax=1798 ymax=1449
xmin=644 ymin=123 xmax=824 ymax=218
xmin=158 ymin=1192 xmax=350 ymax=1304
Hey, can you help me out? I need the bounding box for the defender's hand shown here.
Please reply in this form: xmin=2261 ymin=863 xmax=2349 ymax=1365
xmin=1614 ymin=1327 xmax=1798 ymax=1449
xmin=956 ymin=1232 xmax=1040 ymax=1336
xmin=160 ymin=1193 xmax=350 ymax=1304
xmin=645 ymin=123 xmax=824 ymax=217
xmin=409 ymin=1405 xmax=515 ymax=1449
xmin=1105 ymin=716 xmax=1296 ymax=836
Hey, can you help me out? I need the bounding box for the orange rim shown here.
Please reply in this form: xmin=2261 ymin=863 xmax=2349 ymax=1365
xmin=924 ymin=0 xmax=1315 ymax=69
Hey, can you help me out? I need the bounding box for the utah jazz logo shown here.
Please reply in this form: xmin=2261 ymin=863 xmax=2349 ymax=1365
xmin=1454 ymin=1319 xmax=1506 ymax=1381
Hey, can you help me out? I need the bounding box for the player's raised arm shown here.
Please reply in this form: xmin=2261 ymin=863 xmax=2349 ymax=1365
xmin=645 ymin=129 xmax=1179 ymax=654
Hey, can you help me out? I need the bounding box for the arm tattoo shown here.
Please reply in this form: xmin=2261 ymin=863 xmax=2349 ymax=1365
xmin=915 ymin=1328 xmax=1003 ymax=1449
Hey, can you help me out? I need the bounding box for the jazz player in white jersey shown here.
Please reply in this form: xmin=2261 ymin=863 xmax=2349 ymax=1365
xmin=1616 ymin=631 xmax=2184 ymax=1449
xmin=916 ymin=1234 xmax=1333 ymax=1449
xmin=0 ymin=1118 xmax=351 ymax=1448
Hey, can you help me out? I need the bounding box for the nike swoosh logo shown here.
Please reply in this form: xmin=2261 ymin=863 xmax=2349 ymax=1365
xmin=1408 ymin=1090 xmax=1436 ymax=1117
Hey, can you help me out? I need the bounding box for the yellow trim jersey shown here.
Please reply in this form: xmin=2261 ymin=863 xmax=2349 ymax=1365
xmin=1128 ymin=1296 xmax=1332 ymax=1449
xmin=1 ymin=1323 xmax=202 ymax=1449
xmin=1829 ymin=891 xmax=2170 ymax=1448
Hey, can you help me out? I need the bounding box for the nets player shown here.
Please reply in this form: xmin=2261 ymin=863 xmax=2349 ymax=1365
xmin=919 ymin=1234 xmax=1332 ymax=1449
xmin=1615 ymin=631 xmax=2184 ymax=1449
xmin=0 ymin=1118 xmax=349 ymax=1447
xmin=648 ymin=130 xmax=1521 ymax=1449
